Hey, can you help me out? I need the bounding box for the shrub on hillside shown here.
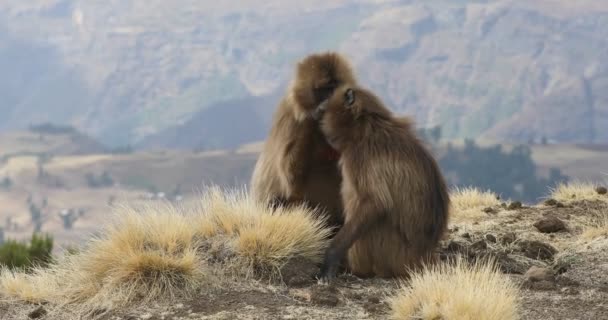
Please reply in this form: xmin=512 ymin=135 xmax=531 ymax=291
xmin=0 ymin=176 xmax=12 ymax=190
xmin=28 ymin=123 xmax=77 ymax=135
xmin=440 ymin=139 xmax=568 ymax=203
xmin=85 ymin=171 xmax=115 ymax=188
xmin=0 ymin=233 xmax=53 ymax=270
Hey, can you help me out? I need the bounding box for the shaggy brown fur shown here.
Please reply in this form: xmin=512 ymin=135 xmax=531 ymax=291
xmin=316 ymin=85 xmax=450 ymax=281
xmin=250 ymin=52 xmax=357 ymax=229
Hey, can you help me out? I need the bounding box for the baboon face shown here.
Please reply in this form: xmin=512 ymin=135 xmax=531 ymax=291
xmin=293 ymin=52 xmax=356 ymax=118
xmin=317 ymin=85 xmax=391 ymax=150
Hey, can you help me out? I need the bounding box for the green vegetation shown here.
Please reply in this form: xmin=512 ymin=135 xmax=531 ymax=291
xmin=85 ymin=171 xmax=115 ymax=188
xmin=439 ymin=139 xmax=569 ymax=203
xmin=0 ymin=233 xmax=53 ymax=270
xmin=28 ymin=122 xmax=77 ymax=135
xmin=0 ymin=176 xmax=12 ymax=190
xmin=417 ymin=126 xmax=568 ymax=202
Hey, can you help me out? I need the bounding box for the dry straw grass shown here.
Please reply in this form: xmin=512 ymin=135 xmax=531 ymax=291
xmin=0 ymin=187 xmax=331 ymax=315
xmin=582 ymin=214 xmax=608 ymax=240
xmin=193 ymin=188 xmax=332 ymax=279
xmin=550 ymin=182 xmax=608 ymax=203
xmin=449 ymin=187 xmax=501 ymax=222
xmin=388 ymin=256 xmax=519 ymax=320
xmin=576 ymin=208 xmax=608 ymax=251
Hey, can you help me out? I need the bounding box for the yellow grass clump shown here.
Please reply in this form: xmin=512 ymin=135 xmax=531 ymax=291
xmin=388 ymin=256 xmax=519 ymax=320
xmin=0 ymin=205 xmax=206 ymax=314
xmin=193 ymin=188 xmax=332 ymax=279
xmin=581 ymin=212 xmax=608 ymax=241
xmin=550 ymin=182 xmax=608 ymax=203
xmin=0 ymin=187 xmax=332 ymax=315
xmin=449 ymin=187 xmax=501 ymax=222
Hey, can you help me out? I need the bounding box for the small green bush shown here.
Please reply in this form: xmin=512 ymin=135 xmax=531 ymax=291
xmin=0 ymin=233 xmax=54 ymax=270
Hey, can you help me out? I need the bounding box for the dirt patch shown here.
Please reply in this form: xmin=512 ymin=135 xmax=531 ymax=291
xmin=280 ymin=257 xmax=319 ymax=288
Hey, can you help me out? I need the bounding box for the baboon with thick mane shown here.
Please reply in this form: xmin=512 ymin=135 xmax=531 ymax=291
xmin=315 ymin=84 xmax=450 ymax=281
xmin=250 ymin=52 xmax=357 ymax=229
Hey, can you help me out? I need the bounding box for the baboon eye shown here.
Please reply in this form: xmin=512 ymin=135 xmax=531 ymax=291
xmin=344 ymin=89 xmax=355 ymax=107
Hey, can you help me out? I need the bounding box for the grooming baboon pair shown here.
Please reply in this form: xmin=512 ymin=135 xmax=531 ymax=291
xmin=250 ymin=52 xmax=450 ymax=283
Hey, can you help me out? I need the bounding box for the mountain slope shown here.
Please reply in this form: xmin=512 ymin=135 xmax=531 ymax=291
xmin=1 ymin=0 xmax=608 ymax=147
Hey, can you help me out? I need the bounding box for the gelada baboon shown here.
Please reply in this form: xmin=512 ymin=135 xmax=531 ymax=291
xmin=250 ymin=52 xmax=357 ymax=229
xmin=315 ymin=85 xmax=450 ymax=282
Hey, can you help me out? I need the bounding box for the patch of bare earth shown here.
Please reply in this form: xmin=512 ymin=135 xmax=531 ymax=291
xmin=2 ymin=196 xmax=608 ymax=319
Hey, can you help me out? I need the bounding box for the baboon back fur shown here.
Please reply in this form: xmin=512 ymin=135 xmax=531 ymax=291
xmin=317 ymin=85 xmax=450 ymax=278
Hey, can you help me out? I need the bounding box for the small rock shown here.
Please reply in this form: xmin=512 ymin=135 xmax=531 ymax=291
xmin=310 ymin=285 xmax=339 ymax=307
xmin=461 ymin=232 xmax=471 ymax=239
xmin=524 ymin=266 xmax=555 ymax=283
xmin=28 ymin=306 xmax=47 ymax=319
xmin=533 ymin=217 xmax=567 ymax=233
xmin=507 ymin=201 xmax=523 ymax=210
xmin=501 ymin=232 xmax=517 ymax=245
xmin=470 ymin=240 xmax=488 ymax=251
xmin=368 ymin=296 xmax=380 ymax=304
xmin=494 ymin=252 xmax=528 ymax=274
xmin=518 ymin=240 xmax=558 ymax=261
xmin=483 ymin=207 xmax=497 ymax=214
xmin=281 ymin=257 xmax=318 ymax=287
xmin=596 ymin=186 xmax=608 ymax=195
xmin=447 ymin=241 xmax=466 ymax=253
xmin=560 ymin=287 xmax=579 ymax=295
xmin=544 ymin=198 xmax=558 ymax=206
xmin=485 ymin=234 xmax=497 ymax=243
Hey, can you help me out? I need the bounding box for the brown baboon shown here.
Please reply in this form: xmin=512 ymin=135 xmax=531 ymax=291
xmin=250 ymin=52 xmax=357 ymax=230
xmin=315 ymin=85 xmax=450 ymax=282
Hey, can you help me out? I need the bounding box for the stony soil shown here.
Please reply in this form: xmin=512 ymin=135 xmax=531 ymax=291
xmin=2 ymin=200 xmax=608 ymax=320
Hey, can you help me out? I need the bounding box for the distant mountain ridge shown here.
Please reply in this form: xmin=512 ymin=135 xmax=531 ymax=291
xmin=1 ymin=0 xmax=608 ymax=148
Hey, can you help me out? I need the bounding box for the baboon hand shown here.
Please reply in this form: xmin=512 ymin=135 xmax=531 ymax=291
xmin=316 ymin=254 xmax=339 ymax=285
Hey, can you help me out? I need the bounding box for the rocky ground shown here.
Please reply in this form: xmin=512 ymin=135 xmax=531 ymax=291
xmin=2 ymin=195 xmax=608 ymax=319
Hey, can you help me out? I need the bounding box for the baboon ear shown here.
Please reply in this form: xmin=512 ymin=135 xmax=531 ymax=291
xmin=344 ymin=88 xmax=355 ymax=107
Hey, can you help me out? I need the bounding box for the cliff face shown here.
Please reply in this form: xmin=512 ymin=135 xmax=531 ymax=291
xmin=1 ymin=0 xmax=607 ymax=148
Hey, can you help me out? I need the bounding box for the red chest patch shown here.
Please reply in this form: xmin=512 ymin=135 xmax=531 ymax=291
xmin=319 ymin=147 xmax=340 ymax=161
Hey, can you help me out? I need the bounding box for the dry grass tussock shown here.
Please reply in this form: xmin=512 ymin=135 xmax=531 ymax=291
xmin=388 ymin=256 xmax=519 ymax=320
xmin=0 ymin=187 xmax=332 ymax=315
xmin=582 ymin=214 xmax=608 ymax=240
xmin=576 ymin=209 xmax=608 ymax=250
xmin=449 ymin=187 xmax=501 ymax=222
xmin=550 ymin=181 xmax=608 ymax=203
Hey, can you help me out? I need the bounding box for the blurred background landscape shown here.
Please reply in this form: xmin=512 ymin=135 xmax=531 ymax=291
xmin=1 ymin=0 xmax=607 ymax=249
